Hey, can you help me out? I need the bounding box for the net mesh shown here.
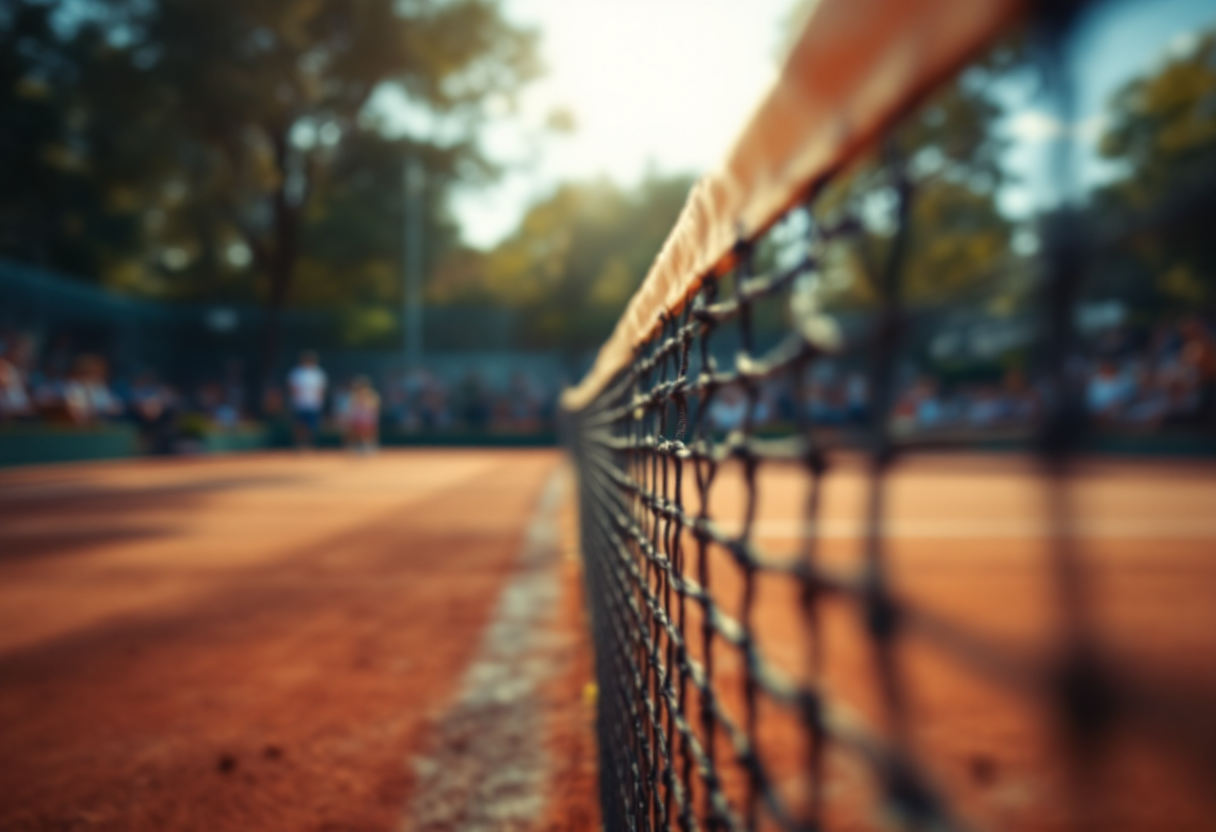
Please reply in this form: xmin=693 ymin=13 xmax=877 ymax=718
xmin=566 ymin=8 xmax=1216 ymax=832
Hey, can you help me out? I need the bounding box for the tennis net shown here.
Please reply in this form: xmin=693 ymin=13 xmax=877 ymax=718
xmin=564 ymin=0 xmax=1216 ymax=830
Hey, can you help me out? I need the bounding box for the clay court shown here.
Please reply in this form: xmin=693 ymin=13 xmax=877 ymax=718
xmin=645 ymin=455 xmax=1216 ymax=831
xmin=0 ymin=450 xmax=596 ymax=832
xmin=1 ymin=450 xmax=1214 ymax=831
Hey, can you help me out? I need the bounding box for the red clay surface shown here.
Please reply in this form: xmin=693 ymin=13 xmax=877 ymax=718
xmin=0 ymin=450 xmax=573 ymax=832
xmin=5 ymin=450 xmax=1215 ymax=832
xmin=631 ymin=454 xmax=1216 ymax=831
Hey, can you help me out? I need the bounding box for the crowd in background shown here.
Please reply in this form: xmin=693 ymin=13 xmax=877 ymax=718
xmin=4 ymin=315 xmax=1213 ymax=447
xmin=0 ymin=328 xmax=561 ymax=452
xmin=263 ymin=361 xmax=558 ymax=439
xmin=0 ymin=327 xmax=246 ymax=452
xmin=887 ymin=315 xmax=1216 ymax=433
xmin=379 ymin=369 xmax=556 ymax=434
xmin=704 ymin=315 xmax=1216 ymax=434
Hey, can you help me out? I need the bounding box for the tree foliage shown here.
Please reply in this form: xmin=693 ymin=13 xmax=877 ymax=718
xmin=0 ymin=3 xmax=150 ymax=278
xmin=811 ymin=40 xmax=1022 ymax=310
xmin=430 ymin=174 xmax=695 ymax=351
xmin=0 ymin=0 xmax=540 ymax=362
xmin=1095 ymin=28 xmax=1216 ymax=312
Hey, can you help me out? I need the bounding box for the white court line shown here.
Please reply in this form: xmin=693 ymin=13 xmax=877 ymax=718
xmin=723 ymin=518 xmax=1216 ymax=540
xmin=403 ymin=467 xmax=566 ymax=832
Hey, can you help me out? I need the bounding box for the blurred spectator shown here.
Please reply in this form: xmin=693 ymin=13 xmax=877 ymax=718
xmin=343 ymin=376 xmax=380 ymax=453
xmin=1002 ymin=369 xmax=1039 ymax=422
xmin=1124 ymin=365 xmax=1171 ymax=427
xmin=915 ymin=378 xmax=944 ymax=429
xmin=129 ymin=373 xmax=178 ymax=454
xmin=506 ymin=373 xmax=541 ymax=432
xmin=966 ymin=385 xmax=1006 ymax=427
xmin=709 ymin=386 xmax=749 ymax=433
xmin=0 ymin=342 xmax=32 ymax=420
xmin=419 ymin=373 xmax=452 ymax=430
xmin=845 ymin=373 xmax=869 ymax=424
xmin=891 ymin=388 xmax=917 ymax=435
xmin=212 ymin=402 xmax=240 ymax=429
xmin=753 ymin=383 xmax=777 ymax=426
xmin=197 ymin=380 xmax=240 ymax=429
xmin=459 ymin=373 xmax=491 ymax=430
xmin=220 ymin=360 xmax=246 ymax=424
xmin=384 ymin=374 xmax=411 ymax=429
xmin=805 ymin=378 xmax=839 ymax=424
xmin=332 ymin=379 xmax=353 ymax=429
xmin=33 ymin=366 xmax=68 ymax=419
xmin=62 ymin=355 xmax=121 ymax=424
xmin=892 ymin=377 xmax=942 ymax=434
xmin=1179 ymin=316 xmax=1216 ymax=421
xmin=1087 ymin=359 xmax=1131 ymax=422
xmin=288 ymin=351 xmax=327 ymax=449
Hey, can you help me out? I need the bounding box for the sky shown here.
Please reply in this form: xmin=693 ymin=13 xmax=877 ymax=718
xmin=999 ymin=0 xmax=1216 ymax=218
xmin=402 ymin=0 xmax=1216 ymax=251
xmin=445 ymin=0 xmax=796 ymax=249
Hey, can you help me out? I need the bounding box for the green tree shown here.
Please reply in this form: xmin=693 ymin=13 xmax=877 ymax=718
xmin=0 ymin=4 xmax=149 ymax=277
xmin=1 ymin=0 xmax=540 ymax=375
xmin=137 ymin=0 xmax=537 ymax=370
xmin=431 ymin=173 xmax=695 ymax=352
xmin=1095 ymin=28 xmax=1216 ymax=312
xmin=810 ymin=40 xmax=1022 ymax=310
xmin=290 ymin=130 xmax=474 ymax=346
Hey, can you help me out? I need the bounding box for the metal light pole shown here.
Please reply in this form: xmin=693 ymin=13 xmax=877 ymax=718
xmin=403 ymin=156 xmax=425 ymax=371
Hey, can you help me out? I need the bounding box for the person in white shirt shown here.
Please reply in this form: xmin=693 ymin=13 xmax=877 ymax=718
xmin=1087 ymin=359 xmax=1130 ymax=422
xmin=288 ymin=351 xmax=327 ymax=448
